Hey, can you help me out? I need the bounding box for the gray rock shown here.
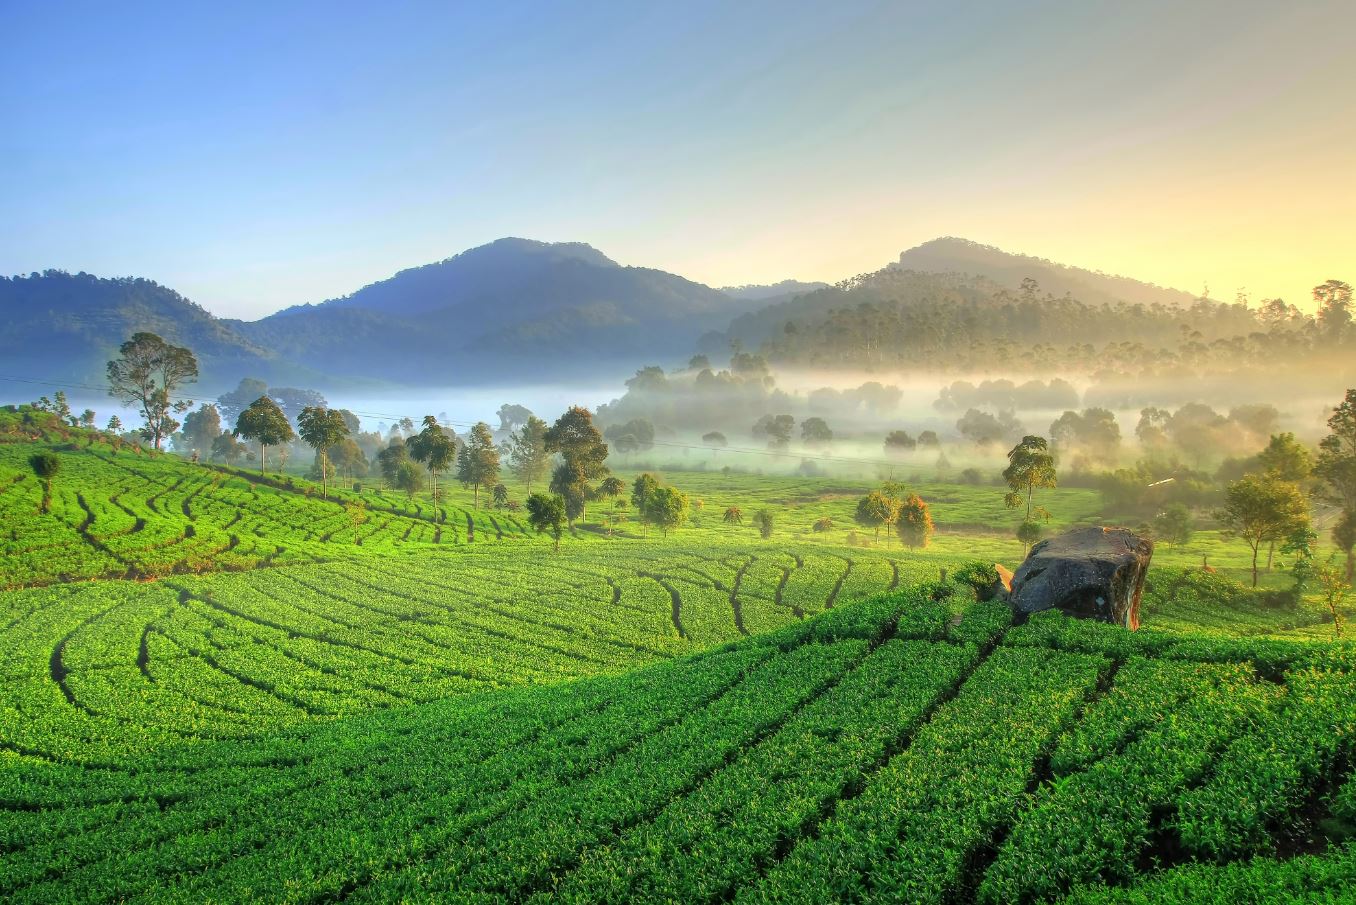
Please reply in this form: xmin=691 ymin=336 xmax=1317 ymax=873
xmin=1008 ymin=526 xmax=1153 ymax=629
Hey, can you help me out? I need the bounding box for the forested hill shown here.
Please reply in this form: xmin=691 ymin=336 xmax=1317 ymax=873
xmin=234 ymin=238 xmax=759 ymax=379
xmin=712 ymin=257 xmax=1352 ymax=383
xmin=0 ymin=239 xmax=762 ymax=390
xmin=895 ymin=237 xmax=1201 ymax=309
xmin=0 ymin=270 xmax=312 ymax=386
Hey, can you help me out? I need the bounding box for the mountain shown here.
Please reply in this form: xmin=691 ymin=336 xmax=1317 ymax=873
xmin=235 ymin=238 xmax=760 ymax=380
xmin=1 ymin=240 xmax=765 ymax=392
xmin=893 ymin=237 xmax=1201 ymax=309
xmin=0 ymin=270 xmax=318 ymax=388
xmin=719 ymin=280 xmax=829 ymax=301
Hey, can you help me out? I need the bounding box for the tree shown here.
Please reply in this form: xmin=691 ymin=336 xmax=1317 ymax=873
xmin=296 ymin=406 xmax=349 ymax=496
xmin=234 ymin=396 xmax=293 ymax=473
xmin=724 ymin=506 xmax=743 ymax=525
xmin=210 ymin=431 xmax=250 ymax=465
xmin=508 ymin=415 xmax=550 ymax=494
xmin=329 ymin=438 xmax=368 ymax=481
xmin=178 ymin=403 xmax=221 ymax=458
xmin=1256 ymin=432 xmax=1313 ymax=482
xmin=393 ymin=460 xmax=425 ymax=500
xmin=855 ymin=491 xmax=898 ymax=541
xmin=376 ymin=438 xmax=409 ymax=489
xmin=495 ymin=404 xmax=534 ymax=434
xmin=78 ymin=409 xmax=96 ymax=429
xmin=896 ymin=494 xmax=934 ymax=549
xmin=1152 ymin=503 xmax=1194 ymax=547
xmin=702 ymin=431 xmax=728 ymax=447
xmin=492 ymin=483 xmax=510 ymax=509
xmin=1016 ymin=519 xmax=1043 ymax=552
xmin=217 ymin=378 xmax=269 ymax=426
xmin=546 ymin=407 xmax=610 ymax=524
xmin=647 ymin=486 xmax=689 ymax=537
xmin=917 ymin=430 xmax=940 ymax=448
xmin=1217 ymin=473 xmax=1311 ymax=586
xmin=1003 ymin=435 xmax=1057 ymax=523
xmin=407 ymin=416 xmax=456 ymax=514
xmin=1314 ymin=280 xmax=1353 ymax=342
xmin=106 ymin=332 xmax=199 ymax=450
xmin=801 ymin=417 xmax=833 ymax=447
xmin=106 ymin=415 xmax=123 ymax=434
xmin=29 ymin=453 xmax=59 ymax=514
xmin=526 ymin=492 xmax=567 ymax=552
xmin=1334 ymin=509 xmax=1356 ymax=582
xmin=753 ymin=508 xmax=775 ymax=539
xmin=1314 ymin=558 xmax=1350 ymax=639
xmin=958 ymin=409 xmax=1022 ymax=448
xmin=752 ymin=414 xmax=794 ymax=450
xmin=456 ymin=422 xmax=501 ymax=509
xmin=604 ymin=419 xmax=655 ymax=453
xmin=596 ymin=476 xmax=625 ymax=536
xmin=631 ymin=473 xmax=660 ymax=528
xmin=884 ymin=430 xmax=916 ymax=456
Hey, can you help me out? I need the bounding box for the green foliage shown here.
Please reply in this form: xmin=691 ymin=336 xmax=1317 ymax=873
xmin=454 ymin=421 xmax=499 ymax=508
xmin=296 ymin=406 xmax=349 ymax=495
xmin=1152 ymin=501 xmax=1194 ymax=546
xmin=526 ymin=492 xmax=567 ymax=551
xmin=1016 ymin=518 xmax=1043 ymax=550
xmin=233 ymin=395 xmax=293 ymax=473
xmin=1217 ymin=472 xmax=1310 ymax=586
xmin=646 ymin=486 xmax=689 ymax=537
xmin=854 ymin=490 xmax=898 ymax=541
xmin=896 ymin=492 xmax=934 ymax=549
xmin=753 ymin=508 xmax=775 ymax=538
xmin=1003 ymin=434 xmax=1057 ymax=527
xmin=106 ymin=331 xmax=199 ymax=450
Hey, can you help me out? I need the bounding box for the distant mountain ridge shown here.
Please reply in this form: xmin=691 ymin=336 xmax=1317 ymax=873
xmin=1 ymin=236 xmax=1215 ymax=393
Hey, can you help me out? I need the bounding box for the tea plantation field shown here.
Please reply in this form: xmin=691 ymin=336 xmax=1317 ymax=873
xmin=2 ymin=436 xmax=1355 ymax=902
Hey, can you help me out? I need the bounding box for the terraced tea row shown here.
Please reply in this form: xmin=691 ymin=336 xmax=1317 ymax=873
xmin=0 ymin=542 xmax=910 ymax=761
xmin=0 ymin=443 xmax=532 ymax=588
xmin=3 ymin=585 xmax=1351 ymax=903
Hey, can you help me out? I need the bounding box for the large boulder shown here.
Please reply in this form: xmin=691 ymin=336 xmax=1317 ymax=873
xmin=1008 ymin=526 xmax=1153 ymax=629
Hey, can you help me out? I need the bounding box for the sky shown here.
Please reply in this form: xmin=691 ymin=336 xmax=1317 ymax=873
xmin=2 ymin=0 xmax=1353 ymax=319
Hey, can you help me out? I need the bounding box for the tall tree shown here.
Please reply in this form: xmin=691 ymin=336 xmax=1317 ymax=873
xmin=297 ymin=406 xmax=349 ymax=496
xmin=647 ymin=486 xmax=689 ymax=537
xmin=508 ymin=415 xmax=550 ymax=494
xmin=598 ymin=476 xmax=625 ymax=536
xmin=1314 ymin=280 xmax=1353 ymax=342
xmin=631 ymin=473 xmax=660 ymax=527
xmin=408 ymin=416 xmax=456 ymax=516
xmin=545 ymin=406 xmax=609 ymax=525
xmin=106 ymin=332 xmax=199 ymax=450
xmin=1257 ymin=432 xmax=1314 ymax=482
xmin=234 ymin=396 xmax=293 ymax=473
xmin=376 ymin=438 xmax=409 ymax=489
xmin=495 ymin=403 xmax=534 ymax=434
xmin=394 ymin=460 xmax=425 ymax=500
xmin=854 ymin=491 xmax=897 ymax=541
xmin=896 ymin=493 xmax=934 ymax=549
xmin=1003 ymin=435 xmax=1057 ymax=522
xmin=456 ymin=421 xmax=501 ymax=509
xmin=1334 ymin=509 xmax=1356 ymax=582
xmin=801 ymin=417 xmax=833 ymax=448
xmin=1317 ymin=390 xmax=1356 ymax=580
xmin=1217 ymin=473 xmax=1311 ymax=586
xmin=29 ymin=453 xmax=60 ymax=514
xmin=526 ymin=492 xmax=567 ymax=552
xmin=179 ymin=404 xmax=221 ymax=458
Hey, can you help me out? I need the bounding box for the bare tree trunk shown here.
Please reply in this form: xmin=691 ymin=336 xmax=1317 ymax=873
xmin=1251 ymin=544 xmax=1260 ymax=587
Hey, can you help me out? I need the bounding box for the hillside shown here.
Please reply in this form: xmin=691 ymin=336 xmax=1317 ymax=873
xmin=237 ymin=237 xmax=759 ymax=377
xmin=3 ymin=574 xmax=1353 ymax=902
xmin=895 ymin=236 xmax=1202 ymax=309
xmin=0 ymin=271 xmax=306 ymax=388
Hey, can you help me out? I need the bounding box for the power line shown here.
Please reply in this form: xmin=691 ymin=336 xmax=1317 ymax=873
xmin=0 ymin=373 xmax=932 ymax=470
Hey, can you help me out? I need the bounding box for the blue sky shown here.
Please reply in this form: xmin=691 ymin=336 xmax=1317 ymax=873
xmin=2 ymin=0 xmax=1353 ymax=318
